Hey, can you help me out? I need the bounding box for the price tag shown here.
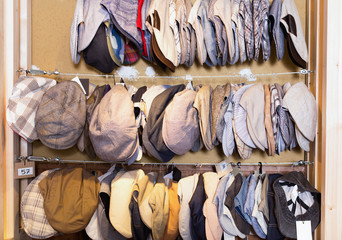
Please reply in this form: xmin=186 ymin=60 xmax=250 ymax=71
xmin=296 ymin=221 xmax=312 ymax=240
xmin=14 ymin=160 xmax=35 ymax=179
xmin=215 ymin=160 xmax=233 ymax=178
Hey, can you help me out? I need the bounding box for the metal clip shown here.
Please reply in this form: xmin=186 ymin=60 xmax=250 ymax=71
xmin=299 ymin=69 xmax=310 ymax=75
xmin=28 ymin=69 xmax=47 ymax=75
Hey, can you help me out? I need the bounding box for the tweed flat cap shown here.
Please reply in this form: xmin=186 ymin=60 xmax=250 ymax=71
xmin=35 ymin=81 xmax=86 ymax=150
xmin=89 ymin=85 xmax=141 ymax=164
xmin=162 ymin=89 xmax=200 ymax=155
xmin=7 ymin=76 xmax=56 ymax=143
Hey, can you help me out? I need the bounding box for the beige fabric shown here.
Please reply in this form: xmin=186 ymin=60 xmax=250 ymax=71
xmin=264 ymin=84 xmax=275 ymax=156
xmin=153 ymin=0 xmax=178 ymax=66
xmin=240 ymin=83 xmax=268 ymax=151
xmin=203 ymin=172 xmax=222 ymax=240
xmin=211 ymin=85 xmax=226 ymax=146
xmin=188 ymin=0 xmax=206 ymax=64
xmin=258 ymin=174 xmax=269 ymax=222
xmin=214 ymin=0 xmax=235 ymax=62
xmin=193 ymin=85 xmax=214 ymax=150
xmin=138 ymin=172 xmax=158 ymax=229
xmin=149 ymin=175 xmax=170 ymax=240
xmin=110 ymin=170 xmax=145 ymax=238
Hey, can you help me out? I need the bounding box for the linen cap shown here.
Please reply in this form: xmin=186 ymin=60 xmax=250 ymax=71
xmin=162 ymin=89 xmax=200 ymax=155
xmin=273 ymin=171 xmax=321 ymax=239
xmin=38 ymin=168 xmax=100 ymax=234
xmin=233 ymin=84 xmax=256 ymax=148
xmin=142 ymin=84 xmax=185 ymax=162
xmin=35 ymin=81 xmax=86 ymax=150
xmin=82 ymin=85 xmax=108 ymax=159
xmin=240 ymin=83 xmax=268 ymax=151
xmin=110 ymin=170 xmax=145 ymax=238
xmin=193 ymin=85 xmax=214 ymax=150
xmin=139 ymin=172 xmax=158 ymax=229
xmin=6 ymin=76 xmax=56 ymax=143
xmin=283 ymin=82 xmax=317 ymax=142
xmin=178 ymin=174 xmax=199 ymax=240
xmin=295 ymin=125 xmax=310 ymax=152
xmin=141 ymin=85 xmax=171 ymax=121
xmin=280 ymin=0 xmax=308 ymax=68
xmin=85 ymin=170 xmax=114 ymax=240
xmin=89 ymin=85 xmax=141 ymax=163
xmin=98 ymin=171 xmax=127 ymax=240
xmin=21 ymin=169 xmax=58 ymax=239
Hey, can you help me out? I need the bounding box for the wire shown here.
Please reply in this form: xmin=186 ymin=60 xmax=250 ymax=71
xmin=19 ymin=156 xmax=314 ymax=166
xmin=16 ymin=68 xmax=314 ymax=81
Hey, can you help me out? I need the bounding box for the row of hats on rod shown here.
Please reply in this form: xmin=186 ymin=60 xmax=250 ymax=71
xmin=70 ymin=0 xmax=307 ymax=73
xmin=21 ymin=166 xmax=321 ymax=240
xmin=6 ymin=76 xmax=317 ymax=163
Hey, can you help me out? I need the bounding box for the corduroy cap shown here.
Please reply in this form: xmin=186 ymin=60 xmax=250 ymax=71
xmin=283 ymin=82 xmax=317 ymax=142
xmin=162 ymin=89 xmax=200 ymax=155
xmin=6 ymin=76 xmax=56 ymax=143
xmin=273 ymin=171 xmax=321 ymax=239
xmin=89 ymin=85 xmax=141 ymax=164
xmin=38 ymin=168 xmax=100 ymax=234
xmin=35 ymin=81 xmax=86 ymax=150
xmin=142 ymin=84 xmax=185 ymax=162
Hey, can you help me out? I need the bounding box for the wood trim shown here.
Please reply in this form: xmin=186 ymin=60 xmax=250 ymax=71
xmin=4 ymin=0 xmax=20 ymax=239
xmin=320 ymin=0 xmax=342 ymax=239
xmin=0 ymin=0 xmax=4 ymax=238
xmin=19 ymin=0 xmax=32 ymax=231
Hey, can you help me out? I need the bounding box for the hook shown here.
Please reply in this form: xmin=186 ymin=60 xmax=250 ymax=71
xmin=237 ymin=162 xmax=241 ymax=168
xmin=258 ymin=162 xmax=263 ymax=175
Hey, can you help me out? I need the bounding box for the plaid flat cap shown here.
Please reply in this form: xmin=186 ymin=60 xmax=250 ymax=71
xmin=6 ymin=76 xmax=57 ymax=143
xmin=21 ymin=169 xmax=59 ymax=239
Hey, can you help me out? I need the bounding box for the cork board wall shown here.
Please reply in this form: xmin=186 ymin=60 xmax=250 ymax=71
xmin=31 ymin=0 xmax=308 ymax=164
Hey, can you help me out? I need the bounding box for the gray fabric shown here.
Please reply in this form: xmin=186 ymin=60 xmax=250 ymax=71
xmin=269 ymin=0 xmax=285 ymax=60
xmin=35 ymin=81 xmax=86 ymax=150
xmin=198 ymin=0 xmax=218 ymax=66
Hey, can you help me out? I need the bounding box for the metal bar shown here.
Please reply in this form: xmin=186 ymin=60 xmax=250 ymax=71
xmin=16 ymin=68 xmax=315 ymax=81
xmin=22 ymin=156 xmax=314 ymax=166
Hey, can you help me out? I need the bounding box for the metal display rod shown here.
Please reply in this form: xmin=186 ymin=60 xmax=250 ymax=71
xmin=16 ymin=68 xmax=314 ymax=80
xmin=18 ymin=156 xmax=314 ymax=167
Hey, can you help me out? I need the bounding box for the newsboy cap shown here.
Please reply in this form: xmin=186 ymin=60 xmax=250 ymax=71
xmin=35 ymin=81 xmax=86 ymax=150
xmin=162 ymin=89 xmax=200 ymax=155
xmin=6 ymin=76 xmax=56 ymax=143
xmin=89 ymin=85 xmax=141 ymax=164
xmin=38 ymin=168 xmax=100 ymax=234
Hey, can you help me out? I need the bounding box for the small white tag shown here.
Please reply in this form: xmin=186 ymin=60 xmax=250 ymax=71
xmin=215 ymin=160 xmax=233 ymax=178
xmin=116 ymin=82 xmax=125 ymax=86
xmin=296 ymin=221 xmax=312 ymax=240
xmin=72 ymin=76 xmax=87 ymax=94
xmin=18 ymin=167 xmax=34 ymax=177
